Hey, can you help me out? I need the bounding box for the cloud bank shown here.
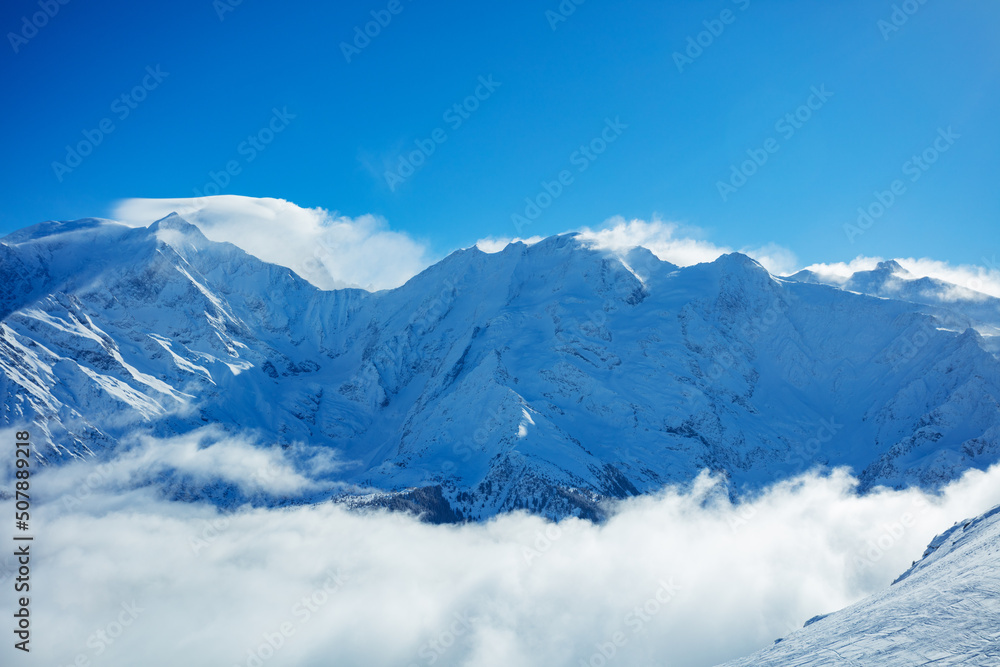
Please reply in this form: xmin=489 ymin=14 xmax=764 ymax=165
xmin=5 ymin=447 xmax=1000 ymax=667
xmin=113 ymin=196 xmax=434 ymax=291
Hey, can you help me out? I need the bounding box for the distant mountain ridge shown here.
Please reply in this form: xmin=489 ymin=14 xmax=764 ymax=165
xmin=2 ymin=214 xmax=1000 ymax=520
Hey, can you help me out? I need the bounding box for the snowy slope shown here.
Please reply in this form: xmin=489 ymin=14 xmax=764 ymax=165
xmin=719 ymin=503 xmax=1000 ymax=666
xmin=2 ymin=215 xmax=1000 ymax=519
xmin=787 ymin=260 xmax=1000 ymax=352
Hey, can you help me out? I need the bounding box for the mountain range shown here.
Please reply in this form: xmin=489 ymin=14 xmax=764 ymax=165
xmin=2 ymin=213 xmax=999 ymax=521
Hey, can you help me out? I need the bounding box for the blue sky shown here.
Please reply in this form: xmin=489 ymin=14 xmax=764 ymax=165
xmin=1 ymin=0 xmax=997 ymax=269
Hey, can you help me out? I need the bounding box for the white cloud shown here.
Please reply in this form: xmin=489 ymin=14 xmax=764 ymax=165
xmin=112 ymin=196 xmax=434 ymax=291
xmin=31 ymin=428 xmax=359 ymax=505
xmin=576 ymin=217 xmax=732 ymax=267
xmin=110 ymin=200 xmax=1000 ymax=300
xmin=569 ymin=217 xmax=1000 ymax=299
xmin=9 ymin=458 xmax=1000 ymax=667
xmin=572 ymin=217 xmax=799 ymax=275
xmin=475 ymin=236 xmax=544 ymax=253
xmin=801 ymin=256 xmax=1000 ymax=299
xmin=897 ymin=257 xmax=1000 ymax=299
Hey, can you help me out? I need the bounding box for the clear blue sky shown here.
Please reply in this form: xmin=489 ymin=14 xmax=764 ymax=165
xmin=1 ymin=0 xmax=997 ymax=267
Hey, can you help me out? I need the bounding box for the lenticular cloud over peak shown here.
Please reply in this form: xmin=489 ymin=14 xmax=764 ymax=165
xmin=113 ymin=195 xmax=434 ymax=291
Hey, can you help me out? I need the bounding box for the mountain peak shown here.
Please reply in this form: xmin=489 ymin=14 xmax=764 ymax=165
xmin=1 ymin=218 xmax=120 ymax=245
xmin=148 ymin=213 xmax=214 ymax=253
xmin=149 ymin=211 xmax=192 ymax=229
xmin=712 ymin=251 xmax=769 ymax=274
xmin=874 ymin=259 xmax=908 ymax=275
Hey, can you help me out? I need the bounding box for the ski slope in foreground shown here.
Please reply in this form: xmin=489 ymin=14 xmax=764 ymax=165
xmin=720 ymin=504 xmax=1000 ymax=666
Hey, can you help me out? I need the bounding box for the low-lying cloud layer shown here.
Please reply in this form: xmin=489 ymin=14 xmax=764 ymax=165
xmin=4 ymin=443 xmax=1000 ymax=667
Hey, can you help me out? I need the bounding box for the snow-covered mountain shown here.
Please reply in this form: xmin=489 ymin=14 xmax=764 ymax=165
xmin=720 ymin=502 xmax=1000 ymax=666
xmin=2 ymin=214 xmax=1000 ymax=519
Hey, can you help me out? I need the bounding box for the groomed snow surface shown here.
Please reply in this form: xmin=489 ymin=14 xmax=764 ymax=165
xmin=721 ymin=503 xmax=1000 ymax=666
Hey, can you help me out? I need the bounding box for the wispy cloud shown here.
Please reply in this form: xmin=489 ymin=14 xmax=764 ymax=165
xmin=112 ymin=196 xmax=434 ymax=291
xmin=801 ymin=256 xmax=1000 ymax=299
xmin=574 ymin=216 xmax=800 ymax=274
xmin=110 ymin=199 xmax=1000 ymax=300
